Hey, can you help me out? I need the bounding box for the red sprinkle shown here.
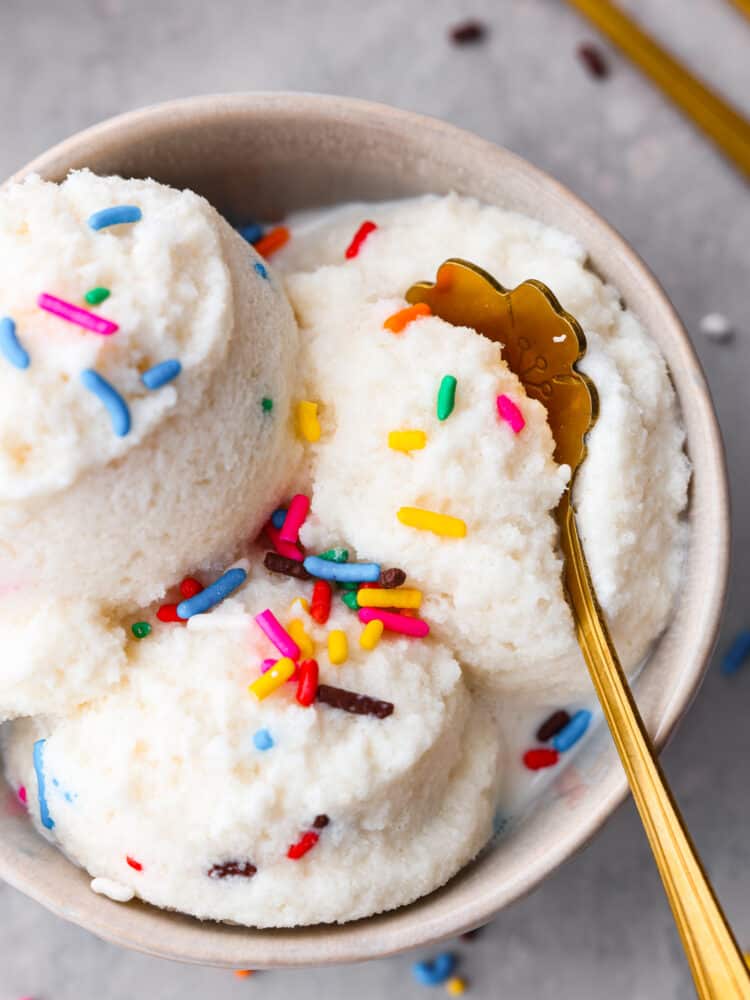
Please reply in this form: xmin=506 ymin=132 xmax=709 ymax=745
xmin=310 ymin=580 xmax=333 ymax=624
xmin=345 ymin=220 xmax=377 ymax=259
xmin=296 ymin=658 xmax=319 ymax=707
xmin=280 ymin=493 xmax=310 ymax=544
xmin=126 ymin=856 xmax=143 ymax=871
xmin=179 ymin=577 xmax=203 ymax=599
xmin=157 ymin=603 xmax=185 ymax=623
xmin=523 ymin=748 xmax=560 ymax=771
xmin=253 ymin=225 xmax=290 ymax=258
xmin=287 ymin=830 xmax=319 ymax=860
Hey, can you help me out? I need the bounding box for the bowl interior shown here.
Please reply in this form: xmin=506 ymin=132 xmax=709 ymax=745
xmin=0 ymin=93 xmax=729 ymax=968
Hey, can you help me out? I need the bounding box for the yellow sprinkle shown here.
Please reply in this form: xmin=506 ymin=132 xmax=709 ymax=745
xmin=357 ymin=587 xmax=422 ymax=609
xmin=359 ymin=619 xmax=384 ymax=651
xmin=446 ymin=977 xmax=466 ymax=996
xmin=289 ymin=596 xmax=310 ymax=615
xmin=288 ymin=618 xmax=314 ymax=658
xmin=328 ymin=629 xmax=348 ymax=665
xmin=248 ymin=657 xmax=295 ymax=700
xmin=297 ymin=400 xmax=321 ymax=442
xmin=397 ymin=506 xmax=467 ymax=538
xmin=388 ymin=429 xmax=427 ymax=452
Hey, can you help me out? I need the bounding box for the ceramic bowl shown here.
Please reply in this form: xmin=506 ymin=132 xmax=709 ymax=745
xmin=0 ymin=93 xmax=729 ymax=968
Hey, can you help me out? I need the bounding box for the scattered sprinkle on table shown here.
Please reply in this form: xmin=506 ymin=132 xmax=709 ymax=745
xmin=397 ymin=506 xmax=467 ymax=538
xmin=388 ymin=429 xmax=427 ymax=452
xmin=0 ymin=316 xmax=30 ymax=370
xmin=345 ymin=220 xmax=377 ymax=259
xmin=131 ymin=621 xmax=151 ymax=640
xmin=280 ymin=493 xmax=310 ymax=543
xmin=446 ymin=976 xmax=467 ymax=995
xmin=85 ymin=286 xmax=111 ymax=305
xmin=249 ymin=657 xmax=296 ymax=700
xmin=496 ymin=394 xmax=525 ymax=433
xmin=317 ymin=683 xmax=394 ymax=718
xmin=328 ymin=629 xmax=348 ymax=664
xmin=80 ymin=369 xmax=131 ymax=436
xmin=126 ymin=856 xmax=143 ymax=871
xmin=33 ymin=738 xmax=54 ymax=830
xmin=360 ymin=618 xmax=384 ymax=650
xmin=297 ymin=400 xmax=321 ymax=442
xmin=255 ymin=260 xmax=269 ymax=280
xmin=384 ymin=302 xmax=432 ymax=333
xmin=262 ymin=395 xmax=274 ymax=411
xmin=296 ymin=658 xmax=319 ymax=706
xmin=310 ymin=580 xmax=333 ymax=624
xmin=700 ymin=312 xmax=733 ymax=341
xmin=288 ymin=618 xmax=314 ymax=657
xmin=237 ymin=221 xmax=264 ymax=244
xmin=437 ymin=374 xmax=457 ymax=420
xmin=413 ymin=953 xmax=457 ymax=986
xmin=721 ymin=630 xmax=750 ymax=675
xmin=176 ymin=567 xmax=247 ymax=618
xmin=39 ymin=292 xmax=118 ymax=336
xmin=359 ymin=607 xmax=429 ymax=638
xmin=253 ymin=225 xmax=290 ymax=258
xmin=304 ymin=555 xmax=381 ymax=583
xmin=358 ymin=587 xmax=422 ymax=609
xmin=141 ymin=359 xmax=181 ymax=390
xmin=536 ymin=709 xmax=571 ymax=742
xmin=234 ymin=970 xmax=256 ymax=979
xmin=523 ymin=747 xmax=559 ymax=771
xmin=287 ymin=830 xmax=319 ymax=860
xmin=264 ymin=550 xmax=311 ymax=580
xmin=253 ymin=728 xmax=275 ymax=751
xmin=88 ymin=205 xmax=142 ymax=230
xmin=450 ymin=19 xmax=487 ymax=44
xmin=577 ymin=42 xmax=609 ymax=79
xmin=208 ymin=860 xmax=257 ymax=879
xmin=552 ymin=709 xmax=592 ymax=752
xmin=255 ymin=609 xmax=301 ymax=659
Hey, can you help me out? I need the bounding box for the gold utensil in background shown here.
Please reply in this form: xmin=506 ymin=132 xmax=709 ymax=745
xmin=566 ymin=0 xmax=750 ymax=180
xmin=728 ymin=0 xmax=750 ymax=21
xmin=407 ymin=259 xmax=750 ymax=1000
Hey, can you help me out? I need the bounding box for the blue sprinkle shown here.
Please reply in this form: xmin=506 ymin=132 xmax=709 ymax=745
xmin=721 ymin=630 xmax=750 ymax=675
xmin=254 ymin=260 xmax=269 ymax=280
xmin=141 ymin=359 xmax=182 ymax=390
xmin=33 ymin=739 xmax=54 ymax=830
xmin=176 ymin=567 xmax=247 ymax=619
xmin=552 ymin=709 xmax=592 ymax=752
xmin=238 ymin=222 xmax=264 ymax=244
xmin=271 ymin=508 xmax=287 ymax=530
xmin=88 ymin=205 xmax=142 ymax=231
xmin=253 ymin=728 xmax=274 ymax=751
xmin=0 ymin=316 xmax=30 ymax=370
xmin=303 ymin=556 xmax=380 ymax=583
xmin=80 ymin=369 xmax=131 ymax=436
xmin=412 ymin=953 xmax=456 ymax=986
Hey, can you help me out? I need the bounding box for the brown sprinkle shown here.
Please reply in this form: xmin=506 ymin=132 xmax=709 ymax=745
xmin=577 ymin=43 xmax=609 ymax=79
xmin=313 ymin=814 xmax=330 ymax=829
xmin=380 ymin=567 xmax=407 ymax=589
xmin=450 ymin=19 xmax=487 ymax=45
xmin=317 ymin=683 xmax=394 ymax=719
xmin=208 ymin=860 xmax=257 ymax=879
xmin=536 ymin=710 xmax=571 ymax=743
xmin=264 ymin=551 xmax=311 ymax=580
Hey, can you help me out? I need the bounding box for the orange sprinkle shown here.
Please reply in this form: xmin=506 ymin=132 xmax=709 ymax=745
xmin=234 ymin=969 xmax=255 ymax=979
xmin=253 ymin=225 xmax=290 ymax=258
xmin=383 ymin=302 xmax=431 ymax=333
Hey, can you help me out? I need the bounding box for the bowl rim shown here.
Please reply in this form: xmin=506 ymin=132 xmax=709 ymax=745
xmin=1 ymin=91 xmax=730 ymax=967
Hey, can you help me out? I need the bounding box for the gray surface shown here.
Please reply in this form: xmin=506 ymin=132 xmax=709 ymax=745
xmin=0 ymin=1 xmax=748 ymax=997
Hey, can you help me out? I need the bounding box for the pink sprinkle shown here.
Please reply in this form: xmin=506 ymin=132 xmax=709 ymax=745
xmin=264 ymin=521 xmax=304 ymax=562
xmin=496 ymin=394 xmax=525 ymax=434
xmin=261 ymin=657 xmax=299 ymax=681
xmin=17 ymin=785 xmax=27 ymax=806
xmin=255 ymin=609 xmax=300 ymax=659
xmin=358 ymin=608 xmax=430 ymax=638
xmin=345 ymin=220 xmax=377 ymax=259
xmin=38 ymin=293 xmax=118 ymax=336
xmin=279 ymin=493 xmax=310 ymax=544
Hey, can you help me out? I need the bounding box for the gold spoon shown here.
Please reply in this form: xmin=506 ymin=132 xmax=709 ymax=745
xmin=406 ymin=259 xmax=750 ymax=1000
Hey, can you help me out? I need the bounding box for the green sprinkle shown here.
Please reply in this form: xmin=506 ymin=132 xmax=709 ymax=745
xmin=85 ymin=287 xmax=111 ymax=306
xmin=338 ymin=580 xmax=357 ymax=591
xmin=262 ymin=397 xmax=273 ymax=412
xmin=341 ymin=591 xmax=360 ymax=611
xmin=319 ymin=547 xmax=349 ymax=563
xmin=131 ymin=621 xmax=152 ymax=639
xmin=437 ymin=375 xmax=457 ymax=421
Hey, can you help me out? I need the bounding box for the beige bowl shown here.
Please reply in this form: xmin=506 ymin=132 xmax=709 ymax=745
xmin=0 ymin=93 xmax=729 ymax=968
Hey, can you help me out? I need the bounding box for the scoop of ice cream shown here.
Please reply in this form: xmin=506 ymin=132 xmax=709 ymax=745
xmin=277 ymin=194 xmax=689 ymax=699
xmin=3 ymin=569 xmax=501 ymax=926
xmin=0 ymin=171 xmax=300 ymax=608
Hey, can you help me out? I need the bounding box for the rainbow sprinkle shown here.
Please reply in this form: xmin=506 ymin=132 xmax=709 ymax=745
xmin=249 ymin=657 xmax=296 ymax=700
xmin=412 ymin=953 xmax=457 ymax=986
xmin=552 ymin=709 xmax=592 ymax=752
xmin=39 ymin=293 xmax=118 ymax=336
xmin=253 ymin=728 xmax=275 ymax=751
xmin=84 ymin=286 xmax=111 ymax=305
xmin=496 ymin=394 xmax=525 ymax=434
xmin=176 ymin=568 xmax=247 ymax=618
xmin=397 ymin=506 xmax=466 ymax=538
xmin=357 ymin=587 xmax=422 ymax=609
xmin=80 ymin=369 xmax=131 ymax=437
xmin=280 ymin=493 xmax=310 ymax=544
xmin=238 ymin=221 xmax=264 ymax=244
xmin=141 ymin=359 xmax=181 ymax=389
xmin=297 ymin=400 xmax=321 ymax=442
xmin=0 ymin=316 xmax=30 ymax=369
xmin=131 ymin=622 xmax=151 ymax=639
xmin=328 ymin=629 xmax=348 ymax=664
xmin=33 ymin=738 xmax=54 ymax=830
xmin=383 ymin=302 xmax=431 ymax=334
xmin=388 ymin=429 xmax=426 ymax=452
xmin=437 ymin=375 xmax=457 ymax=420
xmin=254 ymin=260 xmax=269 ymax=280
xmin=88 ymin=205 xmax=142 ymax=230
xmin=359 ymin=607 xmax=429 ymax=638
xmin=253 ymin=225 xmax=290 ymax=258
xmin=359 ymin=618 xmax=384 ymax=651
xmin=303 ymin=556 xmax=380 ymax=583
xmin=255 ymin=609 xmax=301 ymax=660
xmin=345 ymin=220 xmax=377 ymax=259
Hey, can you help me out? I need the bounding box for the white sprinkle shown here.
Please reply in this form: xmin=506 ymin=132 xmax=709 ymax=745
xmin=699 ymin=312 xmax=733 ymax=341
xmin=90 ymin=877 xmax=135 ymax=902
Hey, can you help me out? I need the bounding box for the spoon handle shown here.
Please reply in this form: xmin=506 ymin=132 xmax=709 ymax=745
xmin=558 ymin=494 xmax=750 ymax=999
